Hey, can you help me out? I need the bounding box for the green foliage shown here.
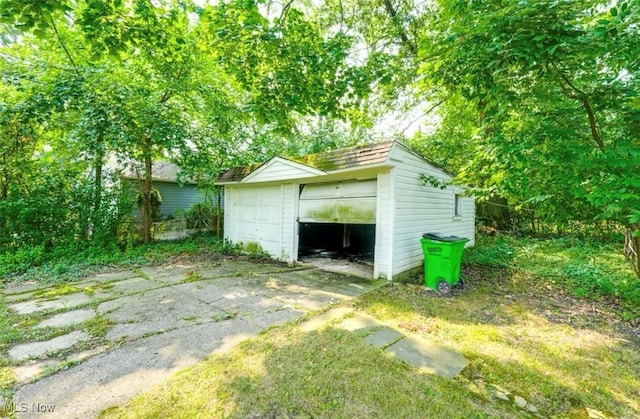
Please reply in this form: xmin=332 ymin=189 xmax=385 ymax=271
xmin=183 ymin=202 xmax=215 ymax=229
xmin=408 ymin=92 xmax=479 ymax=175
xmin=201 ymin=0 xmax=365 ymax=129
xmin=464 ymin=234 xmax=640 ymax=314
xmin=136 ymin=187 xmax=162 ymax=222
xmin=419 ymin=0 xmax=640 ymax=229
xmin=242 ymin=241 xmax=265 ymax=256
xmin=0 ymin=167 xmax=133 ymax=256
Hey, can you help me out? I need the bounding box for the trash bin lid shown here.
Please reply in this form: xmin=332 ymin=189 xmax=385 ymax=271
xmin=422 ymin=232 xmax=467 ymax=242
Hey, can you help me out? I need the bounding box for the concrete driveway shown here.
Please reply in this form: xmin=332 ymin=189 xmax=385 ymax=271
xmin=3 ymin=259 xmax=381 ymax=418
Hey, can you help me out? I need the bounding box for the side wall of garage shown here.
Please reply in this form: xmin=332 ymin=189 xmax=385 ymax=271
xmin=390 ymin=145 xmax=476 ymax=278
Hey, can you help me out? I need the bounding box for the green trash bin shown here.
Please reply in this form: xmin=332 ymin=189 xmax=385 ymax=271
xmin=420 ymin=232 xmax=470 ymax=294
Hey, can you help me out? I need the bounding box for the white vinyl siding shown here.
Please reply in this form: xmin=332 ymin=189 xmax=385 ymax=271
xmin=242 ymin=158 xmax=323 ymax=183
xmin=280 ymin=183 xmax=297 ymax=261
xmin=374 ymin=171 xmax=393 ymax=279
xmin=389 ymin=145 xmax=475 ymax=277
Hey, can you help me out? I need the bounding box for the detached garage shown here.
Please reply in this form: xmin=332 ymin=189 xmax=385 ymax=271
xmin=215 ymin=141 xmax=475 ymax=280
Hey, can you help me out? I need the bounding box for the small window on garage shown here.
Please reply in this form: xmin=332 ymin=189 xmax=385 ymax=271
xmin=454 ymin=194 xmax=462 ymax=218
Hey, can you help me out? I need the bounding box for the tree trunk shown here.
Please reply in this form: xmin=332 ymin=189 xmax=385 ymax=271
xmin=634 ymin=234 xmax=640 ymax=277
xmin=141 ymin=139 xmax=153 ymax=244
xmin=91 ymin=138 xmax=104 ymax=241
xmin=625 ymin=223 xmax=640 ymax=277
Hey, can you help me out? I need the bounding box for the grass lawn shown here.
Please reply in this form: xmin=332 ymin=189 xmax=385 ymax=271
xmin=99 ymin=235 xmax=640 ymax=418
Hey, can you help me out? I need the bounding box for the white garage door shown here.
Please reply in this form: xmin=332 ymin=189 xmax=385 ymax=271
xmin=299 ymin=179 xmax=376 ymax=224
xmin=234 ymin=186 xmax=282 ymax=255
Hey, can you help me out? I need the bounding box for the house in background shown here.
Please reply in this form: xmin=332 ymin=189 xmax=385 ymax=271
xmin=110 ymin=159 xmax=207 ymax=219
xmin=215 ymin=140 xmax=475 ymax=280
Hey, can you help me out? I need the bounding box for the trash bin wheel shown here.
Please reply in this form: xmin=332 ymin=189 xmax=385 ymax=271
xmin=437 ymin=280 xmax=452 ymax=295
xmin=454 ymin=277 xmax=465 ymax=289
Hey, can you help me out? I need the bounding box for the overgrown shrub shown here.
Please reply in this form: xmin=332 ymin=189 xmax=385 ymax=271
xmin=184 ymin=202 xmax=216 ymax=229
xmin=0 ymin=168 xmax=134 ymax=272
xmin=136 ymin=188 xmax=163 ymax=221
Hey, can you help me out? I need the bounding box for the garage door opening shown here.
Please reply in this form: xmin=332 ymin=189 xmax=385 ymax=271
xmin=298 ymin=223 xmax=375 ymax=263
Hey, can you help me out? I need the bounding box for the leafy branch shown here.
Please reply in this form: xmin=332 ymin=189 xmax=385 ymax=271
xmin=419 ymin=173 xmax=449 ymax=189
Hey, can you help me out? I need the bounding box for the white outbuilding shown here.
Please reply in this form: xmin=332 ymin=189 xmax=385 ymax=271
xmin=215 ymin=140 xmax=475 ymax=280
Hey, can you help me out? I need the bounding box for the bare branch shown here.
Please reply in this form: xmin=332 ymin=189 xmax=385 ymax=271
xmin=275 ymin=0 xmax=296 ymax=27
xmin=550 ymin=60 xmax=604 ymax=151
xmin=400 ymin=97 xmax=447 ymax=134
xmin=382 ymin=0 xmax=417 ymax=55
xmin=50 ymin=18 xmax=77 ymax=71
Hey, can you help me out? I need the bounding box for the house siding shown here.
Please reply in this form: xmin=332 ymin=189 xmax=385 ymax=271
xmin=154 ymin=182 xmax=205 ymax=217
xmin=223 ymin=187 xmax=235 ymax=241
xmin=390 ymin=146 xmax=475 ymax=278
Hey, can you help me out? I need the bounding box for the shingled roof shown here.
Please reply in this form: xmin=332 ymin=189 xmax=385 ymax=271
xmin=214 ymin=163 xmax=264 ymax=184
xmin=216 ymin=141 xmax=395 ymax=183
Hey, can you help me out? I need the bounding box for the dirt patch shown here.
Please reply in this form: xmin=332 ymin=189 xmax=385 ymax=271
xmin=462 ymin=265 xmax=640 ymax=342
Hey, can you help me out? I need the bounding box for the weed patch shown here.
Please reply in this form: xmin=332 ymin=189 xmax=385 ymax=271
xmin=464 ymin=234 xmax=640 ymax=319
xmin=181 ymin=270 xmax=203 ymax=283
xmin=212 ymin=310 xmax=237 ymax=322
xmin=1 ymin=233 xmax=240 ymax=285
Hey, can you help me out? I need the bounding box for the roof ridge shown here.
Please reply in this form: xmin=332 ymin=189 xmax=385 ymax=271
xmin=215 ymin=140 xmax=396 ymax=183
xmin=289 ymin=139 xmax=394 ymax=160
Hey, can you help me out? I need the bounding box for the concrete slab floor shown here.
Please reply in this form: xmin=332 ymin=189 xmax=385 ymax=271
xmin=107 ymin=277 xmax=164 ymax=294
xmin=299 ymin=307 xmax=355 ymax=332
xmin=34 ymin=309 xmax=95 ymax=329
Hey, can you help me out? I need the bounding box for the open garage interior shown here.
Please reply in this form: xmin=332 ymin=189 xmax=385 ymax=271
xmin=297 ymin=179 xmax=377 ymax=266
xmin=298 ymin=223 xmax=375 ymax=262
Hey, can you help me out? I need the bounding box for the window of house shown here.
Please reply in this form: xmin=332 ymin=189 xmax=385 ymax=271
xmin=454 ymin=194 xmax=462 ymax=218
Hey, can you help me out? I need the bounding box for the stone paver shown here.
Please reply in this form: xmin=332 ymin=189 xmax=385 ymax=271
xmin=8 ymin=331 xmax=90 ymax=361
xmin=4 ymin=291 xmax=40 ymax=303
xmin=35 ymin=309 xmax=95 ymax=328
xmin=365 ymin=326 xmax=403 ymax=348
xmin=299 ymin=307 xmax=355 ymax=332
xmin=385 ymin=334 xmax=469 ymax=378
xmin=337 ymin=312 xmax=387 ymax=332
xmin=87 ymin=270 xmax=140 ymax=283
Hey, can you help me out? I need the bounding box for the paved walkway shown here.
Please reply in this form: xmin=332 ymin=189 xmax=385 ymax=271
xmin=300 ymin=308 xmax=469 ymax=378
xmin=2 ymin=260 xmax=469 ymax=418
